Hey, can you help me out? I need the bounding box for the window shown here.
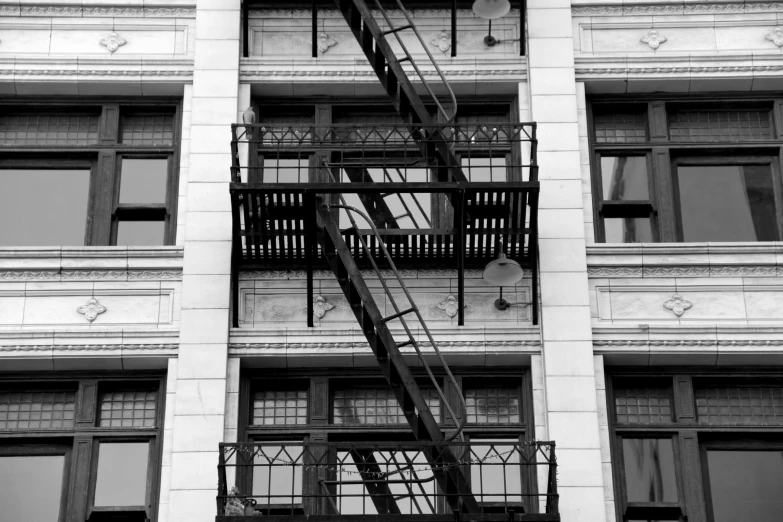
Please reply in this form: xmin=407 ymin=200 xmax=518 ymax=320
xmin=608 ymin=372 xmax=783 ymax=522
xmin=0 ymin=103 xmax=180 ymax=246
xmin=233 ymin=371 xmax=537 ymax=516
xmin=589 ymin=98 xmax=783 ymax=243
xmin=0 ymin=376 xmax=164 ymax=522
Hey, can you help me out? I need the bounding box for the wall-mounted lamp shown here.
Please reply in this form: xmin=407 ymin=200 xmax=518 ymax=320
xmin=482 ymin=243 xmax=528 ymax=311
xmin=472 ymin=0 xmax=522 ymax=48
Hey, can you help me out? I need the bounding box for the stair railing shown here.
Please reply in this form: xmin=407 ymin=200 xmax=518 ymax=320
xmin=370 ymin=0 xmax=458 ymax=125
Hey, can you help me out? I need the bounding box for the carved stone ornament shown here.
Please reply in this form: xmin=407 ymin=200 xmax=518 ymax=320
xmin=430 ymin=31 xmax=451 ymax=54
xmin=663 ymin=293 xmax=692 ymax=317
xmin=99 ymin=32 xmax=127 ymax=53
xmin=640 ymin=29 xmax=667 ymax=50
xmin=313 ymin=294 xmax=335 ymax=319
xmin=77 ymin=297 xmax=107 ymax=322
xmin=317 ymin=33 xmax=337 ymax=55
xmin=436 ymin=294 xmax=460 ymax=318
xmin=765 ymin=27 xmax=783 ymax=48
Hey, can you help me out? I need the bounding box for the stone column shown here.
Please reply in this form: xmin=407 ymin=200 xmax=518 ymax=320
xmin=526 ymin=2 xmax=606 ymax=521
xmin=167 ymin=1 xmax=241 ymax=521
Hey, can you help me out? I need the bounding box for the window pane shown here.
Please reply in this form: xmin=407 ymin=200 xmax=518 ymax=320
xmin=465 ymin=387 xmax=520 ymax=424
xmin=677 ymin=165 xmax=779 ymax=241
xmin=252 ymin=390 xmax=308 ymax=426
xmin=252 ymin=444 xmax=303 ymax=504
xmin=0 ymin=390 xmax=76 ymax=430
xmin=470 ymin=440 xmax=522 ymax=504
xmin=120 ymin=114 xmax=174 ymax=146
xmin=604 ymin=218 xmax=652 ymax=243
xmin=601 ymin=156 xmax=649 ymax=200
xmin=0 ymin=169 xmax=89 ymax=246
xmin=263 ymin=158 xmax=308 ymax=183
xmin=116 ymin=221 xmax=165 ymax=246
xmin=594 ymin=112 xmax=647 ymax=143
xmin=333 ymin=387 xmax=440 ymax=425
xmin=93 ymin=442 xmax=149 ymax=506
xmin=706 ymin=450 xmax=783 ymax=522
xmin=462 ymin=157 xmax=507 ymax=182
xmin=622 ymin=438 xmax=678 ymax=503
xmin=669 ymin=109 xmax=773 ymax=142
xmin=614 ymin=384 xmax=673 ymax=424
xmin=695 ymin=385 xmax=783 ymax=425
xmin=119 ymin=158 xmax=168 ymax=204
xmin=0 ymin=113 xmax=99 ymax=145
xmin=0 ymin=455 xmax=65 ymax=522
xmin=98 ymin=389 xmax=158 ymax=428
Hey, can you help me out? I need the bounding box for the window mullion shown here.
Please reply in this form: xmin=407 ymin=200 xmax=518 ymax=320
xmin=90 ymin=150 xmax=117 ymax=245
xmin=66 ymin=435 xmax=94 ymax=522
xmin=673 ymin=375 xmax=695 ymax=424
xmin=649 ymin=100 xmax=668 ymax=141
xmin=99 ymin=103 xmax=120 ymax=145
xmin=76 ymin=380 xmax=99 ymax=429
xmin=678 ymin=430 xmax=707 ymax=522
xmin=652 ymin=146 xmax=677 ymax=242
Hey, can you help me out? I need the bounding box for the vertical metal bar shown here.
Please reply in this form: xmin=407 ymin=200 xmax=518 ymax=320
xmin=242 ymin=0 xmax=249 ymax=58
xmin=230 ymin=191 xmax=242 ymax=328
xmin=306 ymin=192 xmax=316 ymax=327
xmin=312 ymin=0 xmax=318 ymax=58
xmin=217 ymin=444 xmax=228 ymax=515
xmin=456 ymin=189 xmax=466 ymax=326
xmin=451 ymin=0 xmax=457 ymax=57
xmin=520 ymin=0 xmax=526 ymax=57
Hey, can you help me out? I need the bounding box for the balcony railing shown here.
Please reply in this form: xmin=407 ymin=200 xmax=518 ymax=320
xmin=216 ymin=440 xmax=558 ymax=521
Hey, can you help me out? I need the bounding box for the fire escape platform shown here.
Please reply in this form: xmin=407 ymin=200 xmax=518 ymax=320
xmin=216 ymin=514 xmax=560 ymax=522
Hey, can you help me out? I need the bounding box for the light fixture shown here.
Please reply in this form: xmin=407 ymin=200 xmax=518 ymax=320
xmin=482 ymin=242 xmax=527 ymax=311
xmin=472 ymin=0 xmax=511 ymax=20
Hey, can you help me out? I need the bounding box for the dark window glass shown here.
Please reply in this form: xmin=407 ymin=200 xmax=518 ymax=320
xmin=116 ymin=221 xmax=165 ymax=246
xmin=705 ymin=450 xmax=783 ymax=522
xmin=604 ymin=218 xmax=653 ymax=243
xmin=0 ymin=169 xmax=90 ymax=246
xmin=0 ymin=390 xmax=76 ymax=430
xmin=98 ymin=389 xmax=157 ymax=428
xmin=252 ymin=443 xmax=303 ymax=504
xmin=0 ymin=113 xmax=99 ymax=145
xmin=676 ymin=165 xmax=779 ymax=241
xmin=335 ymin=449 xmax=435 ymax=514
xmin=263 ymin=158 xmax=308 ymax=183
xmin=614 ymin=385 xmax=673 ymax=424
xmin=333 ymin=388 xmax=440 ymax=425
xmin=119 ymin=158 xmax=168 ymax=204
xmin=93 ymin=442 xmax=149 ymax=506
xmin=695 ymin=385 xmax=783 ymax=425
xmin=462 ymin=156 xmax=507 ymax=183
xmin=668 ymin=109 xmax=773 ymax=142
xmin=120 ymin=113 xmax=174 ymax=146
xmin=622 ymin=438 xmax=678 ymax=503
xmin=465 ymin=387 xmax=520 ymax=424
xmin=469 ymin=439 xmax=522 ymax=504
xmin=601 ymin=156 xmax=649 ymax=200
xmin=0 ymin=455 xmax=65 ymax=521
xmin=594 ymin=112 xmax=647 ymax=143
xmin=252 ymin=390 xmax=308 ymax=426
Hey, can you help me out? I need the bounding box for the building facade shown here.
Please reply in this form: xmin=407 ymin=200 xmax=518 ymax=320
xmin=1 ymin=1 xmax=783 ymax=522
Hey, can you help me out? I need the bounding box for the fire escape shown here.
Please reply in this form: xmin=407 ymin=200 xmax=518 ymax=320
xmin=219 ymin=0 xmax=557 ymax=520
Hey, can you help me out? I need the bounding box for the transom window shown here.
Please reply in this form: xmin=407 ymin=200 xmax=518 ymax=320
xmin=0 ymin=102 xmax=180 ymax=247
xmin=589 ymin=98 xmax=783 ymax=243
xmin=0 ymin=376 xmax=164 ymax=522
xmin=608 ymin=372 xmax=783 ymax=522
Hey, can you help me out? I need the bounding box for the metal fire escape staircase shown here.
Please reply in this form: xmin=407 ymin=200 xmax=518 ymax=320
xmin=228 ymin=0 xmax=540 ymax=516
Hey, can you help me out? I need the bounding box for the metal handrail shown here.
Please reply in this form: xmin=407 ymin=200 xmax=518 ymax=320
xmin=326 ymin=197 xmax=468 ymax=442
xmin=371 ymin=0 xmax=458 ymax=124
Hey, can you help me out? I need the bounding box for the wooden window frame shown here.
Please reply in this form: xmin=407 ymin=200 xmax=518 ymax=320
xmin=589 ymin=96 xmax=783 ymax=243
xmin=0 ymin=99 xmax=181 ymax=247
xmin=239 ymin=369 xmax=536 ymax=515
xmin=607 ymin=369 xmax=783 ymax=522
xmin=0 ymin=373 xmax=166 ymax=522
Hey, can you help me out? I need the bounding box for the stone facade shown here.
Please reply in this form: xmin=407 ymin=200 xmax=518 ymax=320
xmin=1 ymin=2 xmax=783 ymax=522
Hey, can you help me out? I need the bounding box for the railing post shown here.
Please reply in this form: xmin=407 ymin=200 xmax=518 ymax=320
xmin=217 ymin=443 xmax=228 ymax=516
xmin=546 ymin=442 xmax=558 ymax=514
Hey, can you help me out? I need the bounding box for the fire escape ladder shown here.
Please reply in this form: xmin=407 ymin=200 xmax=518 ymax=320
xmin=314 ymin=197 xmax=480 ymax=515
xmin=333 ymin=0 xmax=467 ymax=183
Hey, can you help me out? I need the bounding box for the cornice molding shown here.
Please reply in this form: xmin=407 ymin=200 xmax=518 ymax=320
xmin=594 ymin=339 xmax=783 ymax=347
xmin=0 ymin=343 xmax=177 ymax=352
xmin=230 ymin=340 xmax=541 ymax=350
xmin=239 ymin=268 xmax=527 ymax=280
xmin=248 ymin=8 xmax=515 ymax=18
xmin=0 ymin=5 xmax=195 ymax=17
xmin=587 ymin=266 xmax=780 ymax=278
xmin=573 ymin=3 xmax=783 ymax=16
xmin=0 ymin=269 xmax=182 ymax=281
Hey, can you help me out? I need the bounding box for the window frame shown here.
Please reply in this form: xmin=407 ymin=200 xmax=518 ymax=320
xmin=0 ymin=373 xmax=166 ymax=522
xmin=239 ymin=369 xmax=537 ymax=515
xmin=588 ymin=96 xmax=783 ymax=243
xmin=607 ymin=369 xmax=783 ymax=522
xmin=0 ymin=99 xmax=181 ymax=247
